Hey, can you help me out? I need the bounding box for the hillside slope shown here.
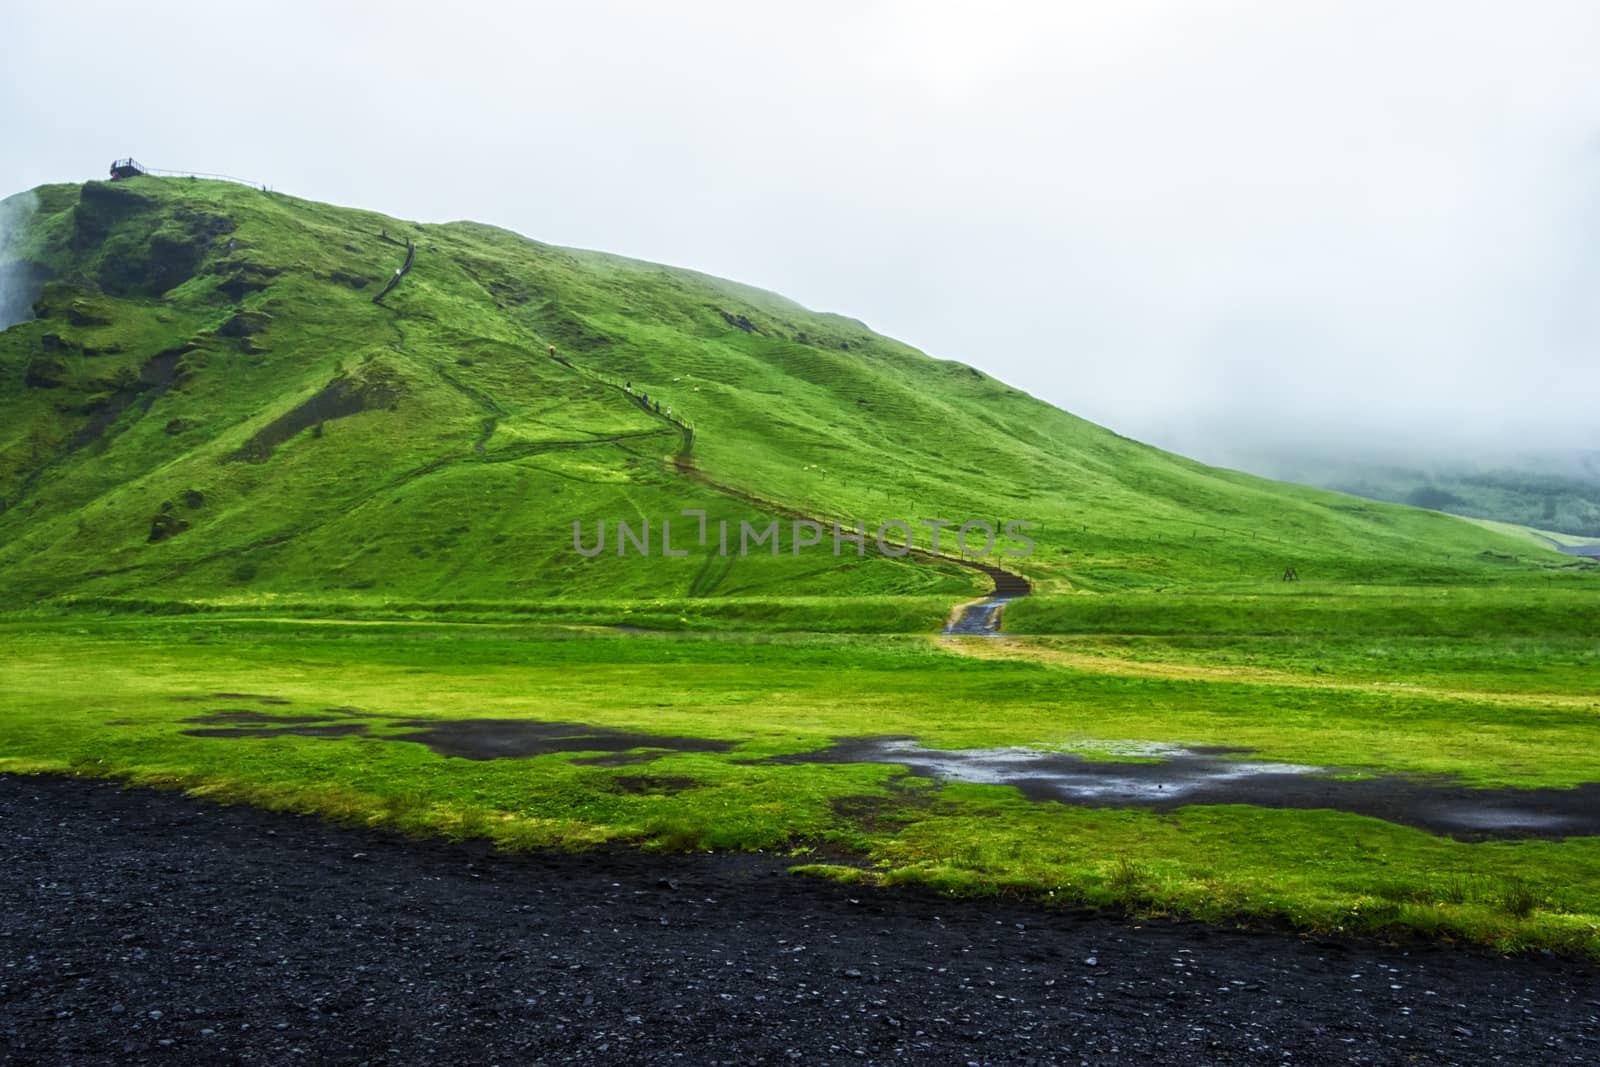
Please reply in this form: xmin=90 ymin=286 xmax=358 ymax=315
xmin=0 ymin=177 xmax=1566 ymax=608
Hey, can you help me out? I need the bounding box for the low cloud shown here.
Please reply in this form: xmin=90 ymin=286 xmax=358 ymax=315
xmin=1 ymin=2 xmax=1596 ymax=458
xmin=0 ymin=190 xmax=40 ymax=331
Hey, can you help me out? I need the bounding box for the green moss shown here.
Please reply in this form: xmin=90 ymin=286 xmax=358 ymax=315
xmin=2 ymin=619 xmax=1599 ymax=958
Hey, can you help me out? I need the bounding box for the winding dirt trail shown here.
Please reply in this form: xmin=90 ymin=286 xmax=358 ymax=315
xmin=370 ymin=237 xmax=415 ymax=304
xmin=538 ymin=342 xmax=1032 ymax=611
xmin=673 ymin=451 xmax=1033 ymax=611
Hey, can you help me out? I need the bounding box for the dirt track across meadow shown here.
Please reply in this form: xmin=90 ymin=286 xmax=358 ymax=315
xmin=1 ymin=774 xmax=1596 ymax=1065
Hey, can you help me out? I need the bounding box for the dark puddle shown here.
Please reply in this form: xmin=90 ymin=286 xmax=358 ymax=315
xmin=772 ymin=738 xmax=1600 ymax=840
xmin=569 ymin=752 xmax=661 ymax=767
xmin=178 ymin=710 xmax=733 ymax=765
xmin=607 ymin=775 xmax=703 ymax=795
xmin=186 ymin=723 xmax=372 ymax=740
xmin=382 ymin=720 xmax=736 ymax=763
xmin=182 ymin=710 xmax=339 ymax=726
xmin=179 ymin=702 xmax=374 ymax=741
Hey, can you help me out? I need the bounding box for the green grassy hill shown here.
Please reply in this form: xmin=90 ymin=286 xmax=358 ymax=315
xmin=0 ymin=176 xmax=1572 ymax=611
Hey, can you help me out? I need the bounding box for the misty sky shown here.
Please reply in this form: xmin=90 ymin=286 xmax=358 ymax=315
xmin=5 ymin=2 xmax=1597 ymax=463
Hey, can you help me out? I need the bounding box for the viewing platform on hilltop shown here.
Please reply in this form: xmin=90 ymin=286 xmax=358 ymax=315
xmin=106 ymin=156 xmax=268 ymax=190
xmin=109 ymin=158 xmax=147 ymax=181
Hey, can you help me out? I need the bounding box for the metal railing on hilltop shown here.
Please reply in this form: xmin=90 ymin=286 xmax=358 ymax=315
xmin=110 ymin=157 xmax=270 ymax=190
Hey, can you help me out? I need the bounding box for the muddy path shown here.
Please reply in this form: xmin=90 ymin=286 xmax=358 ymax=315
xmin=668 ymin=452 xmax=1032 ymax=611
xmin=370 ymin=238 xmax=415 ymax=304
xmin=538 ymin=344 xmax=1032 ymax=613
xmin=944 ymin=592 xmax=1025 ymax=635
xmin=2 ymin=774 xmax=1595 ymax=1065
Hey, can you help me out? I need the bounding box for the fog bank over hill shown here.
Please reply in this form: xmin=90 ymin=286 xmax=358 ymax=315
xmin=5 ymin=2 xmax=1600 ymax=460
xmin=1184 ymin=435 xmax=1600 ymax=539
xmin=1146 ymin=405 xmax=1600 ymax=538
xmin=0 ymin=192 xmax=40 ymax=331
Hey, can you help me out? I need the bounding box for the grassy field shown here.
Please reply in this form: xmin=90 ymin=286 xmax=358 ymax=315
xmin=3 ymin=176 xmax=1598 ymax=962
xmin=3 ymin=602 xmax=1598 ymax=959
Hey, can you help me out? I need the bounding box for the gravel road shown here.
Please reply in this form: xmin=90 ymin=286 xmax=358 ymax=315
xmin=2 ymin=774 xmax=1595 ymax=1065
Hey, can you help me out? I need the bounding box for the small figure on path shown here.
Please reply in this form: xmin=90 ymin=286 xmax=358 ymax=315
xmin=1282 ymin=566 xmax=1298 ymax=582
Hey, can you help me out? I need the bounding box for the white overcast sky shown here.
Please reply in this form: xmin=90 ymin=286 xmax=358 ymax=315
xmin=5 ymin=1 xmax=1598 ymax=462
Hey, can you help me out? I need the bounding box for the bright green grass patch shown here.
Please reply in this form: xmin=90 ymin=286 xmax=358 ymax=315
xmin=1006 ymin=586 xmax=1600 ymax=638
xmin=2 ymin=618 xmax=1598 ymax=958
xmin=1017 ymin=632 xmax=1600 ymax=697
xmin=29 ymin=591 xmax=974 ymax=633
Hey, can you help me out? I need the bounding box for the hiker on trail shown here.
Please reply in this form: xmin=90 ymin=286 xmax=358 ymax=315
xmin=653 ymin=400 xmax=661 ymax=414
xmin=548 ymin=345 xmax=556 ymax=358
xmin=665 ymin=406 xmax=671 ymax=418
xmin=625 ymin=381 xmax=631 ymax=393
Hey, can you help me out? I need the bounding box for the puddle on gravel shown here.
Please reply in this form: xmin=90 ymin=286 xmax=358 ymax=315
xmin=771 ymin=737 xmax=1600 ymax=840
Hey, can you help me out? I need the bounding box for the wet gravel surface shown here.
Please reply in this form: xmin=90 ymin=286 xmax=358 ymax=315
xmin=2 ymin=774 xmax=1597 ymax=1065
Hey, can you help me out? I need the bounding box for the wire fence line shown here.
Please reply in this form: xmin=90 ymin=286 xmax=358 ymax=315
xmin=110 ymin=158 xmax=271 ymax=190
